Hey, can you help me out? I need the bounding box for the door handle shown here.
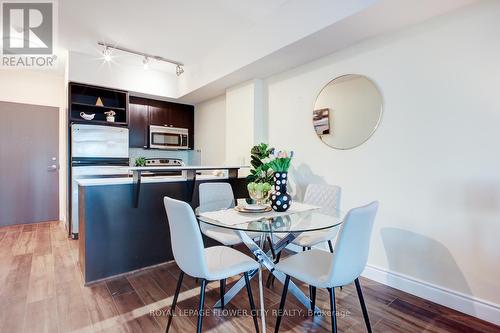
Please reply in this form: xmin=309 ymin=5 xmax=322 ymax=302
xmin=47 ymin=164 xmax=59 ymax=171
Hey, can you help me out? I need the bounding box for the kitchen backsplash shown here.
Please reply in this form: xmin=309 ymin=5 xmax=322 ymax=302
xmin=129 ymin=148 xmax=201 ymax=166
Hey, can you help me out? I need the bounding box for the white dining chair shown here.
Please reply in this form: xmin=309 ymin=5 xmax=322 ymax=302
xmin=198 ymin=182 xmax=242 ymax=246
xmin=274 ymin=201 xmax=379 ymax=333
xmin=163 ymin=196 xmax=260 ymax=333
xmin=268 ymin=184 xmax=341 ymax=287
xmin=293 ymin=183 xmax=342 ymax=251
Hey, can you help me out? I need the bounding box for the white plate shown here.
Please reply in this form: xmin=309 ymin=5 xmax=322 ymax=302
xmin=234 ymin=205 xmax=272 ymax=213
xmin=245 ymin=204 xmax=268 ymax=211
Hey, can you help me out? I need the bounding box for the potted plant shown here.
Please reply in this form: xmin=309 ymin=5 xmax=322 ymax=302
xmin=246 ymin=143 xmax=274 ymax=204
xmin=135 ymin=157 xmax=146 ymax=167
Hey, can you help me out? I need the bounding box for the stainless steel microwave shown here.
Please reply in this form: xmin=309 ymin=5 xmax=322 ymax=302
xmin=149 ymin=125 xmax=189 ymax=150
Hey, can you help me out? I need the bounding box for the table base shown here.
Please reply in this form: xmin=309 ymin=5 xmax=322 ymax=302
xmin=213 ymin=230 xmax=321 ymax=316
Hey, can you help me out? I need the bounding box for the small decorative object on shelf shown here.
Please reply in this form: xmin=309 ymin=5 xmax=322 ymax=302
xmin=79 ymin=112 xmax=95 ymax=120
xmin=95 ymin=97 xmax=104 ymax=107
xmin=268 ymin=150 xmax=294 ymax=212
xmin=247 ymin=182 xmax=272 ymax=206
xmin=104 ymin=110 xmax=116 ymax=122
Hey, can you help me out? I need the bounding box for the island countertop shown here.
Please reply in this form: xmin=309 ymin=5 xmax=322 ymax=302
xmin=128 ymin=165 xmax=249 ymax=171
xmin=76 ymin=174 xmax=237 ymax=186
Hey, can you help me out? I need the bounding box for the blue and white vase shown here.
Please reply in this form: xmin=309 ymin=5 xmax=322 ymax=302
xmin=270 ymin=172 xmax=291 ymax=212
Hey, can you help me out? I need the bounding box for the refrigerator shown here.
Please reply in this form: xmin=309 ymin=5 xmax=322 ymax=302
xmin=70 ymin=124 xmax=130 ymax=239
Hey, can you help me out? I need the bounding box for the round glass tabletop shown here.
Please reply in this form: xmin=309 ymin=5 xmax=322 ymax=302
xmin=197 ymin=204 xmax=345 ymax=233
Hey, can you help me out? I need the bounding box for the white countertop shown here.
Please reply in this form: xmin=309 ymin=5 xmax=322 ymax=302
xmin=128 ymin=165 xmax=249 ymax=171
xmin=76 ymin=174 xmax=235 ymax=186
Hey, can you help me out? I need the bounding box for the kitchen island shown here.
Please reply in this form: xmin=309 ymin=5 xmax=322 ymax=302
xmin=78 ymin=166 xmax=249 ymax=284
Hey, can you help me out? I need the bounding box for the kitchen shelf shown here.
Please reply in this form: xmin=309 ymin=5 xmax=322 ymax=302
xmin=69 ymin=119 xmax=128 ymax=127
xmin=71 ymin=102 xmax=126 ymax=111
xmin=69 ymin=82 xmax=129 ymax=126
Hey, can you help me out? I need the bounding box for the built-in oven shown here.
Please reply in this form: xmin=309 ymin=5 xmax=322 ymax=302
xmin=149 ymin=125 xmax=189 ymax=150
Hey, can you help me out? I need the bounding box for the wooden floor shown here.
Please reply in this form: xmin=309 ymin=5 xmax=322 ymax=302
xmin=0 ymin=221 xmax=499 ymax=333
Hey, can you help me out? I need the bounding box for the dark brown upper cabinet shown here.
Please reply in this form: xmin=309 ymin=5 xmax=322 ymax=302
xmin=148 ymin=99 xmax=171 ymax=126
xmin=129 ymin=97 xmax=149 ymax=148
xmin=128 ymin=97 xmax=195 ymax=149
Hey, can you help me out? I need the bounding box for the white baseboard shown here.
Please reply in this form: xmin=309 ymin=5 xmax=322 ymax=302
xmin=285 ymin=244 xmax=500 ymax=326
xmin=362 ymin=264 xmax=500 ymax=326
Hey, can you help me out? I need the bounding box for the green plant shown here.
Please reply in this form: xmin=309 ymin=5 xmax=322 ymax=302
xmin=246 ymin=143 xmax=274 ymax=184
xmin=135 ymin=157 xmax=146 ymax=167
xmin=267 ymin=150 xmax=294 ymax=172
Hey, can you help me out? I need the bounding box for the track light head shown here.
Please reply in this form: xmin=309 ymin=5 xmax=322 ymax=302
xmin=102 ymin=47 xmax=112 ymax=62
xmin=142 ymin=56 xmax=150 ymax=70
xmin=176 ymin=64 xmax=184 ymax=76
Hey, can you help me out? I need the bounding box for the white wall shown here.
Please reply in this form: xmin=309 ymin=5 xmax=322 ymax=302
xmin=194 ymin=95 xmax=226 ymax=165
xmin=225 ymin=79 xmax=268 ymax=166
xmin=225 ymin=82 xmax=256 ymax=165
xmin=68 ymin=51 xmax=178 ymax=98
xmin=264 ymin=0 xmax=500 ymax=322
xmin=0 ymin=69 xmax=67 ymax=222
xmin=0 ymin=69 xmax=64 ymax=107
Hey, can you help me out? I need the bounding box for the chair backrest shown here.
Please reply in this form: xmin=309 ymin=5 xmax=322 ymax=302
xmin=198 ymin=182 xmax=235 ymax=213
xmin=304 ymin=184 xmax=341 ymax=215
xmin=164 ymin=196 xmax=208 ymax=278
xmin=329 ymin=201 xmax=379 ymax=286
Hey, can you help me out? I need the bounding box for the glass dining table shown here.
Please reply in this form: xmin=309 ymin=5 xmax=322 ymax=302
xmin=197 ymin=201 xmax=345 ymax=331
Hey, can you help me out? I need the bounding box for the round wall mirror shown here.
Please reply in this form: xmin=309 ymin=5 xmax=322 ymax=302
xmin=313 ymin=74 xmax=383 ymax=150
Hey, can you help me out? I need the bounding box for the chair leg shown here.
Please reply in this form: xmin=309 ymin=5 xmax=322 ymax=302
xmin=274 ymin=275 xmax=290 ymax=333
xmin=328 ymin=240 xmax=334 ymax=253
xmin=267 ymin=236 xmax=276 ymax=259
xmin=310 ymin=286 xmax=316 ymax=316
xmin=328 ymin=287 xmax=337 ymax=333
xmin=275 ymin=251 xmax=282 ymax=263
xmin=355 ymin=278 xmax=372 ymax=333
xmin=244 ymin=272 xmax=260 ymax=333
xmin=220 ymin=279 xmax=226 ymax=310
xmin=166 ymin=271 xmax=184 ymax=333
xmin=197 ymin=279 xmax=207 ymax=333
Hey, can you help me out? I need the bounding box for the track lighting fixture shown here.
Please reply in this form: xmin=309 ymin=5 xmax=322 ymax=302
xmin=97 ymin=41 xmax=184 ymax=76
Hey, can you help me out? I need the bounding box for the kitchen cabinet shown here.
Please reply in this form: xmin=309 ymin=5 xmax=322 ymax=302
xmin=128 ymin=97 xmax=195 ymax=149
xmin=129 ymin=97 xmax=149 ymax=148
xmin=170 ymin=103 xmax=194 ymax=149
xmin=148 ymin=99 xmax=170 ymax=126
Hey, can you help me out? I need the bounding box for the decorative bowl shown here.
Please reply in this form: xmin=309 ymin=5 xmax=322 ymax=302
xmin=80 ymin=112 xmax=95 ymax=120
xmin=248 ymin=189 xmax=270 ymax=206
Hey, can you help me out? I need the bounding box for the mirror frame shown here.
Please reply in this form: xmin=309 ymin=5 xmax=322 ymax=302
xmin=312 ymin=74 xmax=384 ymax=150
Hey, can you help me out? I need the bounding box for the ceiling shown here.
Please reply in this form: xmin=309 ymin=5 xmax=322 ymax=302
xmin=59 ymin=0 xmax=289 ymax=66
xmin=57 ymin=0 xmax=480 ymax=102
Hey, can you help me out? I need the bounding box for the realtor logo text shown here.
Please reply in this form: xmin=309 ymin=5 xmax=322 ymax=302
xmin=1 ymin=1 xmax=56 ymax=67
